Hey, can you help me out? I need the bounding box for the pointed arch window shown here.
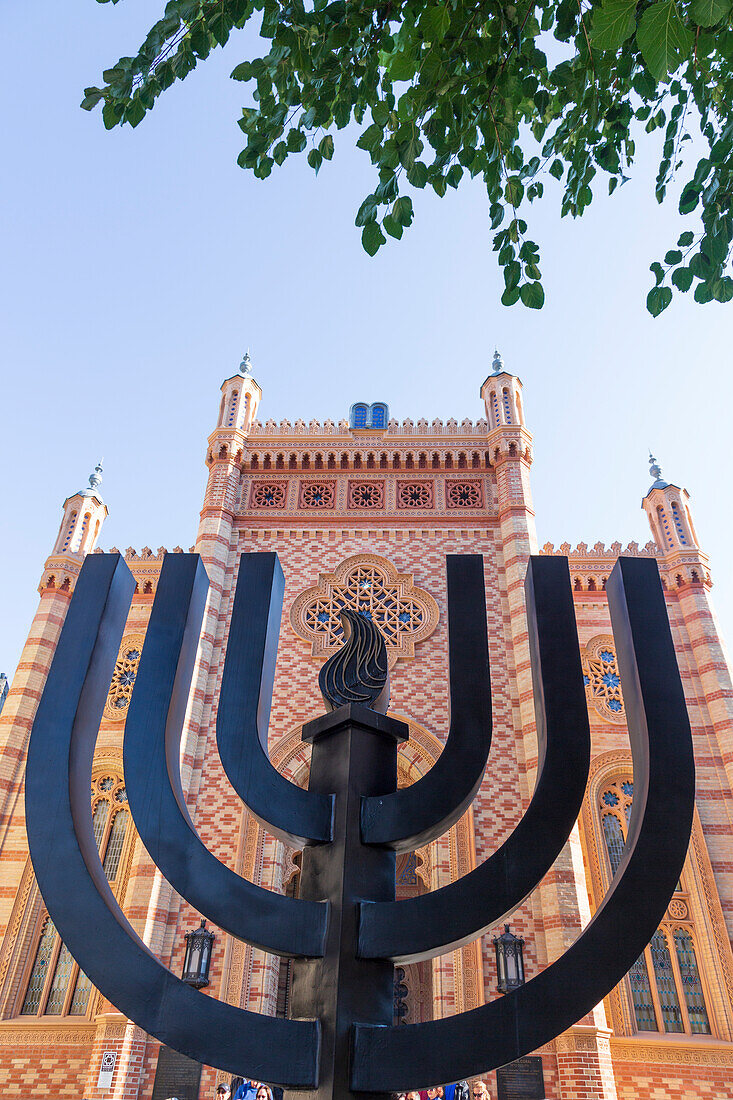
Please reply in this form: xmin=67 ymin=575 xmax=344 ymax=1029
xmin=19 ymin=773 xmax=131 ymax=1018
xmin=598 ymin=778 xmax=710 ymax=1035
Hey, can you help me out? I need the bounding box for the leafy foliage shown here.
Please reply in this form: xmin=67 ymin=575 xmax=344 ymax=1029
xmin=84 ymin=0 xmax=733 ymax=313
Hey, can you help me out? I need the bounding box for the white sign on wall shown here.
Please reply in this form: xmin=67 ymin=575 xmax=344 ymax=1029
xmin=97 ymin=1050 xmax=117 ymax=1089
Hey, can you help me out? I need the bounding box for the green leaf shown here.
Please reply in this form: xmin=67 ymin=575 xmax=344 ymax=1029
xmin=419 ymin=4 xmax=451 ymax=42
xmin=650 ymin=261 xmax=665 ymax=285
xmin=504 ymin=261 xmax=521 ymax=289
xmin=690 ymin=0 xmax=731 ymax=24
xmin=80 ymin=88 xmax=104 ymax=111
xmin=636 ymin=0 xmax=694 ymax=81
xmin=125 ymin=98 xmax=146 ymax=127
xmin=505 ymin=177 xmax=524 ymax=205
xmin=501 ymin=286 xmax=521 ymax=306
xmin=362 ymin=221 xmax=385 ymax=256
xmin=406 ymin=162 xmax=429 ymax=188
xmin=231 ymin=61 xmax=253 ymax=81
xmin=664 ymin=249 xmax=683 ymax=264
xmin=489 ymin=202 xmax=505 ymax=228
xmin=679 ymin=185 xmax=699 ymax=213
xmin=307 ymin=148 xmax=323 ymax=174
xmin=671 ymin=266 xmax=693 ymax=291
xmin=520 ymin=281 xmax=545 ymax=309
xmin=677 ymin=230 xmax=695 ymax=246
xmin=393 ymin=196 xmax=414 ymax=227
xmin=287 ymin=128 xmax=307 ymax=153
xmin=398 ymin=131 xmax=423 ymax=169
xmin=388 ymin=50 xmax=418 ymax=81
xmin=549 ymin=159 xmax=563 ymax=180
xmin=355 ymin=195 xmax=379 ymax=226
xmin=713 ymin=276 xmax=733 ymax=301
xmin=319 ymin=134 xmax=334 ymax=160
xmin=646 ymin=285 xmax=673 ymax=315
xmin=383 ymin=213 xmax=404 ymax=239
xmin=693 ymin=280 xmax=714 ymax=303
xmin=590 ymin=0 xmax=637 ymax=49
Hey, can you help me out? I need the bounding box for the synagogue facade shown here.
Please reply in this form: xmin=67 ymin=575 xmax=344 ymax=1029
xmin=0 ymin=353 xmax=732 ymax=1100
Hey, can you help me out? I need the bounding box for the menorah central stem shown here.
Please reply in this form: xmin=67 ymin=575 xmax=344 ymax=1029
xmin=286 ymin=703 xmax=408 ymax=1100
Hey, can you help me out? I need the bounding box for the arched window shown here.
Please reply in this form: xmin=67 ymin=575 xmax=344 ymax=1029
xmin=670 ymin=502 xmax=688 ymax=545
xmin=350 ymin=403 xmax=368 ymax=429
xmin=491 ymin=392 xmax=500 ymax=427
xmin=61 ymin=512 xmax=77 ymax=552
xmin=657 ymin=505 xmax=675 ymax=549
xmin=227 ymin=390 xmax=240 ymax=427
xmin=370 ymin=403 xmax=388 ymax=429
xmin=76 ymin=512 xmax=91 ymax=552
xmin=20 ymin=773 xmax=131 ymax=1018
xmin=598 ymin=778 xmax=710 ymax=1035
xmin=502 ymin=388 xmax=513 ymax=425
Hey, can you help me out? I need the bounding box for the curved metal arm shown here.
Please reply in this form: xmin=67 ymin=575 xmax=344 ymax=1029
xmin=361 ymin=554 xmax=492 ymax=851
xmin=352 ymin=557 xmax=695 ymax=1090
xmin=124 ymin=554 xmax=328 ymax=958
xmin=25 ymin=554 xmax=319 ymax=1087
xmin=217 ymin=553 xmax=333 ymax=847
xmin=359 ymin=556 xmax=589 ymax=962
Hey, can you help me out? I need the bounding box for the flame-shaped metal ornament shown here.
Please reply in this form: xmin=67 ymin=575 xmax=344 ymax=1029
xmin=319 ymin=609 xmax=390 ymax=713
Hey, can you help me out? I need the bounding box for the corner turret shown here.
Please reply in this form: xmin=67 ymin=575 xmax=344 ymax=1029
xmin=41 ymin=462 xmax=108 ymax=594
xmin=643 ymin=453 xmax=701 ymax=554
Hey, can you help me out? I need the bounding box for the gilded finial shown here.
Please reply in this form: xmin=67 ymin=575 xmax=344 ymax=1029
xmin=240 ymin=349 xmax=253 ymax=376
xmin=492 ymin=348 xmax=504 ymax=374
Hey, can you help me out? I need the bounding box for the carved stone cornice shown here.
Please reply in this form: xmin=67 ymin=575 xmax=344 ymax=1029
xmin=610 ymin=1036 xmax=733 ymax=1066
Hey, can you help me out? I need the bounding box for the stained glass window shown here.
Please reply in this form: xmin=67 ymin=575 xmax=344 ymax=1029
xmin=650 ymin=931 xmax=684 ymax=1032
xmin=597 ymin=777 xmax=712 ymax=1037
xmin=602 ymin=814 xmax=625 ymax=877
xmin=20 ymin=918 xmax=57 ymax=1014
xmin=628 ymin=954 xmax=657 ymax=1031
xmin=45 ymin=944 xmax=75 ymax=1015
xmin=673 ymin=929 xmax=710 ymax=1034
xmin=19 ymin=772 xmax=131 ymax=1017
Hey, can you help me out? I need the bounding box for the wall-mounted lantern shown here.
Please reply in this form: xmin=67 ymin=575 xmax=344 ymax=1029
xmin=182 ymin=919 xmax=215 ymax=989
xmin=493 ymin=924 xmax=525 ymax=993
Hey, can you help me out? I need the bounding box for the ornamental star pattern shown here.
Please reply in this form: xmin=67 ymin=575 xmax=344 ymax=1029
xmin=582 ymin=635 xmax=625 ymax=722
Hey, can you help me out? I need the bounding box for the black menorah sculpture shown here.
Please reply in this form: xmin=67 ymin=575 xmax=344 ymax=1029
xmin=25 ymin=550 xmax=694 ymax=1098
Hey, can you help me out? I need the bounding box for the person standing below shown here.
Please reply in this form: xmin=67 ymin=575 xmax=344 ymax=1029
xmin=472 ymin=1081 xmax=491 ymax=1100
xmin=215 ymin=1087 xmax=231 ymax=1100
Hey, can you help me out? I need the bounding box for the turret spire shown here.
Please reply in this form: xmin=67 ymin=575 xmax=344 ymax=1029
xmin=88 ymin=460 xmax=103 ymax=493
xmin=492 ymin=348 xmax=504 ymax=375
xmin=240 ymin=349 xmax=253 ymax=376
xmin=648 ymin=452 xmax=668 ymax=491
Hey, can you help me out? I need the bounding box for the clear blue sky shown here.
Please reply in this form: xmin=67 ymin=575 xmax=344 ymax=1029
xmin=2 ymin=1 xmax=732 ymax=681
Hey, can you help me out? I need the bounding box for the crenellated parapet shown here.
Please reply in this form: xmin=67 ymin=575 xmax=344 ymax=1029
xmin=539 ymin=538 xmax=710 ymax=592
xmin=249 ymin=416 xmax=490 ymax=438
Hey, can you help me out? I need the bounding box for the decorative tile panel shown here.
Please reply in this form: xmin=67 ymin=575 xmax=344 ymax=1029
xmin=290 ymin=554 xmax=439 ymax=667
xmin=347 ymin=481 xmax=385 ymax=509
xmin=250 ymin=482 xmax=288 ymax=509
xmin=298 ymin=481 xmax=336 ymax=509
xmin=445 ymin=480 xmax=484 ymax=508
xmin=397 ymin=481 xmax=434 ymax=509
